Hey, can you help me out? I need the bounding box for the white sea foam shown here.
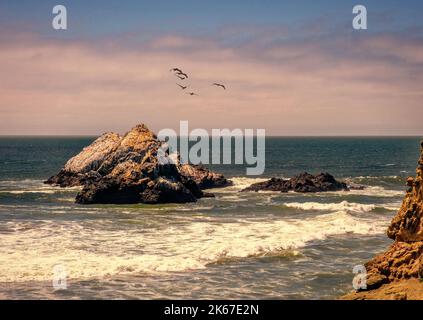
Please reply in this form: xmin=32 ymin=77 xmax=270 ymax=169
xmin=0 ymin=176 xmax=400 ymax=283
xmin=0 ymin=179 xmax=45 ymax=185
xmin=218 ymin=195 xmax=249 ymax=202
xmin=0 ymin=187 xmax=81 ymax=195
xmin=284 ymin=201 xmax=376 ymax=213
xmin=343 ymin=186 xmax=405 ymax=197
xmin=6 ymin=190 xmax=57 ymax=194
xmin=350 ymin=175 xmax=401 ymax=181
xmin=0 ymin=179 xmax=81 ymax=195
xmin=283 ymin=200 xmax=400 ymax=213
xmin=0 ymin=211 xmax=389 ymax=282
xmin=211 ymin=177 xmax=269 ymax=192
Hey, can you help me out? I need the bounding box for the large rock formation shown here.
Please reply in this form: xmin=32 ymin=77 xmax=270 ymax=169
xmin=45 ymin=124 xmax=230 ymax=204
xmin=241 ymin=172 xmax=349 ymax=193
xmin=343 ymin=141 xmax=423 ymax=299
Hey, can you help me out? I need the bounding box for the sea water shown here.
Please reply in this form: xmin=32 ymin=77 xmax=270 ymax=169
xmin=0 ymin=136 xmax=420 ymax=299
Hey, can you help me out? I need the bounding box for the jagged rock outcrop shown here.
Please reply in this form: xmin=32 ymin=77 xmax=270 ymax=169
xmin=179 ymin=164 xmax=230 ymax=189
xmin=241 ymin=172 xmax=349 ymax=193
xmin=387 ymin=171 xmax=423 ymax=242
xmin=45 ymin=132 xmax=122 ymax=187
xmin=242 ymin=177 xmax=291 ymax=192
xmin=343 ymin=141 xmax=423 ymax=299
xmin=45 ymin=124 xmax=230 ymax=204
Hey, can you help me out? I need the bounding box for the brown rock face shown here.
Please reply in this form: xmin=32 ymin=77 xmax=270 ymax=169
xmin=45 ymin=124 xmax=230 ymax=204
xmin=365 ymin=241 xmax=423 ymax=281
xmin=387 ymin=144 xmax=423 ymax=241
xmin=356 ymin=141 xmax=423 ymax=293
xmin=65 ymin=132 xmax=122 ymax=174
xmin=45 ymin=132 xmax=122 ymax=187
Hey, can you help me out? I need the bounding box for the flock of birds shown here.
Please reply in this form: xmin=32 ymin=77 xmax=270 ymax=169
xmin=169 ymin=67 xmax=226 ymax=96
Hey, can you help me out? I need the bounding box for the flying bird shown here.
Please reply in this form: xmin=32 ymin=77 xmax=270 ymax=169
xmin=176 ymin=83 xmax=189 ymax=90
xmin=175 ymin=74 xmax=188 ymax=80
xmin=212 ymin=83 xmax=226 ymax=90
xmin=176 ymin=71 xmax=188 ymax=79
xmin=169 ymin=68 xmax=188 ymax=79
xmin=186 ymin=92 xmax=198 ymax=96
xmin=170 ymin=68 xmax=183 ymax=73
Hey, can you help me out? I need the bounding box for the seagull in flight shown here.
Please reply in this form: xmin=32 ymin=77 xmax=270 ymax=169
xmin=186 ymin=92 xmax=198 ymax=96
xmin=169 ymin=67 xmax=189 ymax=79
xmin=212 ymin=83 xmax=226 ymax=90
xmin=175 ymin=74 xmax=188 ymax=80
xmin=170 ymin=68 xmax=183 ymax=73
xmin=176 ymin=83 xmax=189 ymax=90
xmin=175 ymin=71 xmax=189 ymax=79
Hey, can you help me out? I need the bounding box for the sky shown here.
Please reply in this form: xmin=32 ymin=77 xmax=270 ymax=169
xmin=0 ymin=0 xmax=422 ymax=135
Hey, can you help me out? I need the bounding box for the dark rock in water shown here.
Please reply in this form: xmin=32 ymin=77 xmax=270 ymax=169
xmin=179 ymin=164 xmax=231 ymax=189
xmin=291 ymin=172 xmax=349 ymax=192
xmin=46 ymin=124 xmax=229 ymax=204
xmin=242 ymin=177 xmax=291 ymax=192
xmin=242 ymin=172 xmax=349 ymax=193
xmin=75 ymin=176 xmax=146 ymax=204
xmin=139 ymin=177 xmax=198 ymax=204
xmin=45 ymin=170 xmax=85 ymax=188
xmin=290 ymin=172 xmax=321 ymax=192
xmin=45 ymin=170 xmax=102 ymax=188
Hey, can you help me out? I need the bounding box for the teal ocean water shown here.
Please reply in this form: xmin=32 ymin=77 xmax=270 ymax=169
xmin=0 ymin=137 xmax=421 ymax=299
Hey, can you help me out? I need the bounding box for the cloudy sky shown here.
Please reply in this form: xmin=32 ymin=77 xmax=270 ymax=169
xmin=0 ymin=0 xmax=422 ymax=135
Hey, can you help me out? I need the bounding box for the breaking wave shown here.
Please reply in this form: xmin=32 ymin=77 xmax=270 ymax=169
xmin=283 ymin=200 xmax=399 ymax=213
xmin=0 ymin=210 xmax=389 ymax=282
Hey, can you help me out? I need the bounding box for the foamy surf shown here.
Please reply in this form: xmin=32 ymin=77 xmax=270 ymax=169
xmin=283 ymin=200 xmax=400 ymax=213
xmin=340 ymin=186 xmax=405 ymax=197
xmin=284 ymin=201 xmax=376 ymax=213
xmin=0 ymin=179 xmax=82 ymax=194
xmin=212 ymin=177 xmax=269 ymax=192
xmin=0 ymin=210 xmax=389 ymax=283
xmin=5 ymin=190 xmax=57 ymax=194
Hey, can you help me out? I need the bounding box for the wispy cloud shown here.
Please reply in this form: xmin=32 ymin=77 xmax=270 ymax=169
xmin=0 ymin=23 xmax=422 ymax=135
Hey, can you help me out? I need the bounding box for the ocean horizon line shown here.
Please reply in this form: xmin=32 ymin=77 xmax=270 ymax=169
xmin=0 ymin=134 xmax=422 ymax=138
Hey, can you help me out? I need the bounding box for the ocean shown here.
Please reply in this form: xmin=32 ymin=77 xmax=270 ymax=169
xmin=0 ymin=136 xmax=420 ymax=299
